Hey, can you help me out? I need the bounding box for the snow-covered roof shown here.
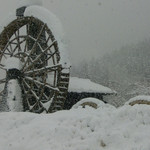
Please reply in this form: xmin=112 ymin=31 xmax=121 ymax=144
xmin=125 ymin=95 xmax=150 ymax=105
xmin=69 ymin=77 xmax=116 ymax=94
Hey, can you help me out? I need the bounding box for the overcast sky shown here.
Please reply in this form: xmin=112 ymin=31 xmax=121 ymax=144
xmin=0 ymin=0 xmax=150 ymax=65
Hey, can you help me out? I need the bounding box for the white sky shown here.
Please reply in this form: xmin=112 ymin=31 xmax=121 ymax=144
xmin=0 ymin=0 xmax=150 ymax=65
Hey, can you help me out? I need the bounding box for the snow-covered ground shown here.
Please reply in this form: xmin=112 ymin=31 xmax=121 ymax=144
xmin=0 ymin=102 xmax=150 ymax=150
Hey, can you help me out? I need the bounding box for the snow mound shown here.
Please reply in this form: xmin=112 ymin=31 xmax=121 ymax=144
xmin=0 ymin=104 xmax=150 ymax=150
xmin=125 ymin=95 xmax=150 ymax=105
xmin=17 ymin=0 xmax=43 ymax=8
xmin=72 ymin=97 xmax=106 ymax=109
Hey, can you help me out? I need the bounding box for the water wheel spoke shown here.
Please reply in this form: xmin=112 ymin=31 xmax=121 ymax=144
xmin=5 ymin=47 xmax=12 ymax=54
xmin=24 ymin=76 xmax=58 ymax=91
xmin=24 ymin=64 xmax=61 ymax=76
xmin=9 ymin=43 xmax=13 ymax=54
xmin=0 ymin=64 xmax=6 ymax=71
xmin=0 ymin=52 xmax=6 ymax=59
xmin=15 ymin=28 xmax=21 ymax=52
xmin=2 ymin=42 xmax=10 ymax=53
xmin=22 ymin=24 xmax=46 ymax=69
xmin=0 ymin=66 xmax=6 ymax=71
xmin=0 ymin=78 xmax=6 ymax=84
xmin=0 ymin=64 xmax=4 ymax=67
xmin=11 ymin=38 xmax=26 ymax=55
xmin=23 ymin=36 xmax=28 ymax=53
xmin=14 ymin=51 xmax=28 ymax=57
xmin=28 ymin=35 xmax=36 ymax=42
xmin=1 ymin=51 xmax=11 ymax=55
xmin=3 ymin=43 xmax=15 ymax=56
xmin=5 ymin=33 xmax=14 ymax=54
xmin=0 ymin=90 xmax=4 ymax=96
xmin=11 ymin=42 xmax=18 ymax=45
xmin=23 ymin=40 xmax=56 ymax=71
xmin=46 ymin=50 xmax=58 ymax=62
xmin=30 ymin=80 xmax=52 ymax=102
xmin=38 ymin=81 xmax=48 ymax=106
xmin=23 ymin=79 xmax=45 ymax=111
xmin=23 ymin=79 xmax=39 ymax=101
xmin=9 ymin=36 xmax=27 ymax=43
xmin=2 ymin=37 xmax=27 ymax=57
xmin=45 ymin=34 xmax=51 ymax=45
xmin=21 ymin=81 xmax=32 ymax=109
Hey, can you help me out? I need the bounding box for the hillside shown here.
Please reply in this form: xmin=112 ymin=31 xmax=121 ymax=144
xmin=71 ymin=38 xmax=150 ymax=106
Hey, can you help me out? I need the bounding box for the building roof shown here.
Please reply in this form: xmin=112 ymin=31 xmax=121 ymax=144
xmin=68 ymin=77 xmax=116 ymax=94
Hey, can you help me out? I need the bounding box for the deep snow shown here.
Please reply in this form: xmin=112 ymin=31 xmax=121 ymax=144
xmin=0 ymin=103 xmax=150 ymax=150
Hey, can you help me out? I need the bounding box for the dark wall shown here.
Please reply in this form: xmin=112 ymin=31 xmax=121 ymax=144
xmin=63 ymin=92 xmax=107 ymax=110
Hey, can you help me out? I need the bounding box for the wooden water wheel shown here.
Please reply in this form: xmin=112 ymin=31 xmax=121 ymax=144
xmin=0 ymin=6 xmax=70 ymax=113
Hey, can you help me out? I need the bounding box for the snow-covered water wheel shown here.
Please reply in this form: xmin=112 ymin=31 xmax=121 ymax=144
xmin=0 ymin=6 xmax=70 ymax=113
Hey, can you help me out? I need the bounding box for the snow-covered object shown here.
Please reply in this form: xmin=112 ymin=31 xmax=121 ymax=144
xmin=125 ymin=95 xmax=150 ymax=105
xmin=0 ymin=5 xmax=70 ymax=68
xmin=17 ymin=0 xmax=43 ymax=8
xmin=5 ymin=57 xmax=23 ymax=70
xmin=7 ymin=79 xmax=23 ymax=111
xmin=0 ymin=104 xmax=150 ymax=149
xmin=69 ymin=77 xmax=116 ymax=94
xmin=72 ymin=97 xmax=105 ymax=109
xmin=24 ymin=5 xmax=70 ymax=68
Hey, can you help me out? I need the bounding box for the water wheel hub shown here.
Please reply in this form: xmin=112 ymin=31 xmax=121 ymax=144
xmin=7 ymin=69 xmax=23 ymax=80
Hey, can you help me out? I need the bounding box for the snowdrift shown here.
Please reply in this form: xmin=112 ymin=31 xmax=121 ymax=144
xmin=0 ymin=103 xmax=150 ymax=150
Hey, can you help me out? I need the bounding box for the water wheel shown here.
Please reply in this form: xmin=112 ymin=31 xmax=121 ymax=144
xmin=0 ymin=6 xmax=70 ymax=113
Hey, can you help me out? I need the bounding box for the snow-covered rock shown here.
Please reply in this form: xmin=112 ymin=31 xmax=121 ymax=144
xmin=0 ymin=104 xmax=150 ymax=150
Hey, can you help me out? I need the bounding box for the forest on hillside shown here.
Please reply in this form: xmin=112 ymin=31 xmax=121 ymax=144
xmin=71 ymin=38 xmax=150 ymax=106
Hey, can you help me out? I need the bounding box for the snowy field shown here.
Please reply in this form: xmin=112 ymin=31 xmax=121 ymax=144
xmin=0 ymin=102 xmax=150 ymax=150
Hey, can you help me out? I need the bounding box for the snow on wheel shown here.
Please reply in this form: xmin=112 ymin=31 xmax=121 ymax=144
xmin=0 ymin=5 xmax=70 ymax=113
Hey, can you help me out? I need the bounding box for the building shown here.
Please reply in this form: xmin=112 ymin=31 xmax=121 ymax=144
xmin=64 ymin=77 xmax=116 ymax=109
